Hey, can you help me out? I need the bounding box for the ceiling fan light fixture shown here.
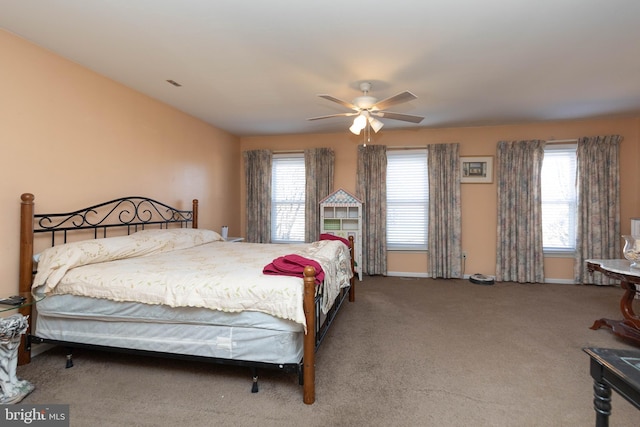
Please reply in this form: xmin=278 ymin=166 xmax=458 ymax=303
xmin=308 ymin=82 xmax=424 ymax=135
xmin=349 ymin=113 xmax=367 ymax=134
xmin=369 ymin=117 xmax=384 ymax=133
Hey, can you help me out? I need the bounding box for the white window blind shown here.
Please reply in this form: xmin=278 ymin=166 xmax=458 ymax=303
xmin=541 ymin=144 xmax=577 ymax=252
xmin=271 ymin=154 xmax=305 ymax=243
xmin=386 ymin=149 xmax=429 ymax=250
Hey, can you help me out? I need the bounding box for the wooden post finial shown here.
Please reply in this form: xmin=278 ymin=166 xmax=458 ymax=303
xmin=192 ymin=199 xmax=199 ymax=229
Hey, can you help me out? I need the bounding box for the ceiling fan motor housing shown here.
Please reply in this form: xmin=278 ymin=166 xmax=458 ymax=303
xmin=353 ymin=96 xmax=377 ymax=110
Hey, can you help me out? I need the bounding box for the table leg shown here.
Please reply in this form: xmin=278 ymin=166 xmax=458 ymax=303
xmin=593 ymin=380 xmax=611 ymax=427
xmin=620 ymin=281 xmax=640 ymax=329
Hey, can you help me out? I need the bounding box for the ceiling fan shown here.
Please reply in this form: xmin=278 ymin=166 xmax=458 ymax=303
xmin=308 ymin=82 xmax=424 ymax=135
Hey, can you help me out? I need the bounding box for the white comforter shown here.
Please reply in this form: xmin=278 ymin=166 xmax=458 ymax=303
xmin=32 ymin=229 xmax=352 ymax=329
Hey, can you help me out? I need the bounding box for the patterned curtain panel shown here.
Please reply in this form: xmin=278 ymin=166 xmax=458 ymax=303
xmin=428 ymin=143 xmax=462 ymax=278
xmin=304 ymin=148 xmax=335 ymax=242
xmin=495 ymin=140 xmax=546 ymax=283
xmin=243 ymin=149 xmax=272 ymax=243
xmin=574 ymin=135 xmax=621 ymax=285
xmin=356 ymin=145 xmax=387 ymax=275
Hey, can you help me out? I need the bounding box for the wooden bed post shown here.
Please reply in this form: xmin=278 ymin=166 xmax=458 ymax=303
xmin=18 ymin=193 xmax=35 ymax=365
xmin=192 ymin=199 xmax=198 ymax=229
xmin=302 ymin=266 xmax=316 ymax=404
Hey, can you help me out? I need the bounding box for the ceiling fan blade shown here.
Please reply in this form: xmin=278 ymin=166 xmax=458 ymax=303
xmin=374 ymin=111 xmax=424 ymax=123
xmin=372 ymin=91 xmax=417 ymax=111
xmin=318 ymin=94 xmax=358 ymax=110
xmin=307 ymin=112 xmax=357 ymax=121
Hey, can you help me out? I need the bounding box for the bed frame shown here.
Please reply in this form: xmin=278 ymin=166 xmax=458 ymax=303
xmin=17 ymin=193 xmax=355 ymax=404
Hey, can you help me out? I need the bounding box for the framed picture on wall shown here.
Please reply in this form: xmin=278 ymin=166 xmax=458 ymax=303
xmin=460 ymin=156 xmax=493 ymax=183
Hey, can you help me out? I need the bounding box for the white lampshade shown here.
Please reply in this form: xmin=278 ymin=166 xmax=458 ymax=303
xmin=349 ymin=114 xmax=367 ymax=135
xmin=349 ymin=122 xmax=362 ymax=135
xmin=368 ymin=117 xmax=384 ymax=133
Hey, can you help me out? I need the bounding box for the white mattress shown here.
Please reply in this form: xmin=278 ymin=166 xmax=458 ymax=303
xmin=35 ymin=294 xmax=304 ymax=364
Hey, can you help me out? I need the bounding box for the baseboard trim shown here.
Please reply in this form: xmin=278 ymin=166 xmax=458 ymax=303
xmin=386 ymin=271 xmax=430 ymax=278
xmin=544 ymin=278 xmax=576 ymax=284
xmin=387 ymin=271 xmax=575 ymax=284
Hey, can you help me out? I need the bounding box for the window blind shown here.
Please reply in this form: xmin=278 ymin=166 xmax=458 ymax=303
xmin=271 ymin=154 xmax=305 ymax=243
xmin=386 ymin=149 xmax=429 ymax=250
xmin=541 ymin=144 xmax=577 ymax=251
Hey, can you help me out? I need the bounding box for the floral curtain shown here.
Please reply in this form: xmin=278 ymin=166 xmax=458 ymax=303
xmin=305 ymin=148 xmax=335 ymax=242
xmin=356 ymin=145 xmax=387 ymax=275
xmin=428 ymin=143 xmax=462 ymax=278
xmin=495 ymin=140 xmax=546 ymax=283
xmin=574 ymin=135 xmax=621 ymax=285
xmin=243 ymin=149 xmax=272 ymax=243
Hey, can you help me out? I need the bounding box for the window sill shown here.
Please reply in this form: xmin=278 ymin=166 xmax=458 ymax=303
xmin=543 ymin=250 xmax=575 ymax=258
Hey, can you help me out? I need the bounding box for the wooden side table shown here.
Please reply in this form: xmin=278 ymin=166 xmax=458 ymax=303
xmin=587 ymin=259 xmax=640 ymax=345
xmin=584 ymin=347 xmax=640 ymax=427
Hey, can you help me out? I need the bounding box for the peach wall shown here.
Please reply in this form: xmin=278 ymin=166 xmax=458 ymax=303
xmin=0 ymin=30 xmax=241 ymax=298
xmin=1 ymin=28 xmax=638 ymax=301
xmin=241 ymin=116 xmax=640 ymax=281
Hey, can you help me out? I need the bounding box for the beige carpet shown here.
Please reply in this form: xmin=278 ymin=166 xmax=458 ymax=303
xmin=17 ymin=277 xmax=640 ymax=426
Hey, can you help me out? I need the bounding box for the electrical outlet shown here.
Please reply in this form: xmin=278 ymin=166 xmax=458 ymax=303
xmin=462 ymin=251 xmax=467 ymax=259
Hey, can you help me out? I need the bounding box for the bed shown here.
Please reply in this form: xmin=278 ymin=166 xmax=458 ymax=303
xmin=17 ymin=193 xmax=355 ymax=404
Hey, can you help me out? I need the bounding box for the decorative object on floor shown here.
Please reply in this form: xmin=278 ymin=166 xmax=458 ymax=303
xmin=469 ymin=273 xmax=495 ymax=285
xmin=221 ymin=226 xmax=229 ymax=240
xmin=623 ymin=235 xmax=640 ymax=268
xmin=307 ymin=82 xmax=424 ymax=145
xmin=460 ymin=156 xmax=494 ymax=184
xmin=0 ymin=314 xmax=34 ymax=404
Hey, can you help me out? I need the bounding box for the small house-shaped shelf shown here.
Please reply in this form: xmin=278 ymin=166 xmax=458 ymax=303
xmin=320 ymin=189 xmax=363 ymax=280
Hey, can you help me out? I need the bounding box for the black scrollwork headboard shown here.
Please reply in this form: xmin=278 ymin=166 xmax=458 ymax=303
xmin=30 ymin=195 xmax=198 ymax=245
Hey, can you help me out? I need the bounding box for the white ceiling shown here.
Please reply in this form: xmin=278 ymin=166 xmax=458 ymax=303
xmin=2 ymin=0 xmax=640 ymax=137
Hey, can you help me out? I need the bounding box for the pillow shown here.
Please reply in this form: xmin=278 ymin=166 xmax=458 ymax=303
xmin=33 ymin=228 xmax=222 ymax=292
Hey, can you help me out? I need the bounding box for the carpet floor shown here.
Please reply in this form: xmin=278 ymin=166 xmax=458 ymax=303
xmin=16 ymin=276 xmax=640 ymax=426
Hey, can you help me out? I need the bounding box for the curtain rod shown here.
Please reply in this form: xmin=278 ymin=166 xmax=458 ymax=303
xmin=272 ymin=150 xmax=304 ymax=154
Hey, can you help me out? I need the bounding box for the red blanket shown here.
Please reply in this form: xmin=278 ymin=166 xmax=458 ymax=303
xmin=320 ymin=233 xmax=351 ymax=247
xmin=263 ymin=254 xmax=325 ymax=284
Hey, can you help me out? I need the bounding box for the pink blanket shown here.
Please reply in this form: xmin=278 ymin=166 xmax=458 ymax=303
xmin=263 ymin=254 xmax=325 ymax=284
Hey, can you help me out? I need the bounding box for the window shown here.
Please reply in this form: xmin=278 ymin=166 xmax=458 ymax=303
xmin=386 ymin=149 xmax=429 ymax=250
xmin=541 ymin=144 xmax=577 ymax=252
xmin=271 ymin=154 xmax=305 ymax=243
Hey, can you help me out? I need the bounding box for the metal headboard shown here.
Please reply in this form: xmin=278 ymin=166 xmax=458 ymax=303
xmin=32 ymin=195 xmax=198 ymax=245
